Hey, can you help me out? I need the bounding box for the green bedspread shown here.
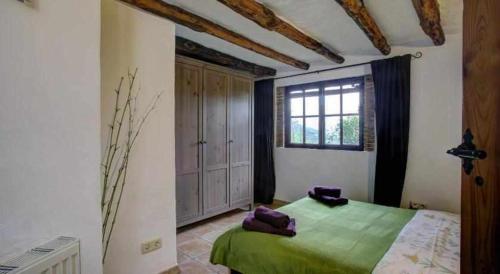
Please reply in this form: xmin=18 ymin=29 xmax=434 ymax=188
xmin=211 ymin=197 xmax=415 ymax=274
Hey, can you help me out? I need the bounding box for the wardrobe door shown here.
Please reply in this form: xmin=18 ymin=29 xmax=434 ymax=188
xmin=203 ymin=68 xmax=230 ymax=215
xmin=175 ymin=62 xmax=203 ymax=224
xmin=229 ymin=76 xmax=253 ymax=206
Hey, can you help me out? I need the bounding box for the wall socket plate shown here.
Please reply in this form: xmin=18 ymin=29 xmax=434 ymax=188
xmin=409 ymin=201 xmax=426 ymax=210
xmin=16 ymin=0 xmax=33 ymax=7
xmin=141 ymin=238 xmax=162 ymax=254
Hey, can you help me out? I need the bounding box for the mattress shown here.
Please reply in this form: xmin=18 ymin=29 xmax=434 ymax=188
xmin=210 ymin=197 xmax=460 ymax=274
xmin=211 ymin=197 xmax=414 ymax=274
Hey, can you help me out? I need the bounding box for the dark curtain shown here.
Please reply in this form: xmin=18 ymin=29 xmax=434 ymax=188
xmin=254 ymin=79 xmax=276 ymax=204
xmin=371 ymin=55 xmax=411 ymax=207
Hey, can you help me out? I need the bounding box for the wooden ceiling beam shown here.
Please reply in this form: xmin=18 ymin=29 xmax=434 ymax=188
xmin=118 ymin=0 xmax=309 ymax=70
xmin=334 ymin=0 xmax=391 ymax=55
xmin=411 ymin=0 xmax=445 ymax=45
xmin=176 ymin=36 xmax=276 ymax=77
xmin=217 ymin=0 xmax=345 ymax=64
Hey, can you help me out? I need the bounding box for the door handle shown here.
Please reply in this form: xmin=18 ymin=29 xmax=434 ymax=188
xmin=446 ymin=128 xmax=487 ymax=175
xmin=228 ymin=140 xmax=234 ymax=143
xmin=199 ymin=140 xmax=207 ymax=144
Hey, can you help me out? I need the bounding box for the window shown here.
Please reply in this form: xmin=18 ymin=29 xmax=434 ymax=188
xmin=285 ymin=77 xmax=364 ymax=150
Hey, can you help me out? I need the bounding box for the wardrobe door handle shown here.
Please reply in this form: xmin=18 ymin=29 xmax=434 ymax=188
xmin=199 ymin=141 xmax=207 ymax=145
xmin=228 ymin=140 xmax=234 ymax=143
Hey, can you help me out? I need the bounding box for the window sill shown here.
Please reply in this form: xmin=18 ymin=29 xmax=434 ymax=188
xmin=283 ymin=144 xmax=364 ymax=151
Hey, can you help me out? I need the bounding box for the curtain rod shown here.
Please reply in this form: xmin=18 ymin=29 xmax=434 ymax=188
xmin=272 ymin=52 xmax=423 ymax=81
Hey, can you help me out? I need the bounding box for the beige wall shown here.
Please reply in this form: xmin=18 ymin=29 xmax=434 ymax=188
xmin=0 ymin=0 xmax=103 ymax=273
xmin=101 ymin=1 xmax=177 ymax=273
xmin=274 ymin=33 xmax=463 ymax=213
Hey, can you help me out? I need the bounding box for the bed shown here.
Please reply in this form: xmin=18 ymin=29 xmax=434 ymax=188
xmin=210 ymin=197 xmax=460 ymax=274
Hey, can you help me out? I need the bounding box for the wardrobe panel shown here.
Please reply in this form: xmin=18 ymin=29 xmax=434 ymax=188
xmin=176 ymin=173 xmax=201 ymax=222
xmin=204 ymin=169 xmax=228 ymax=213
xmin=203 ymin=68 xmax=230 ymax=214
xmin=229 ymin=76 xmax=252 ymax=205
xmin=175 ymin=62 xmax=203 ymax=223
xmin=204 ymin=69 xmax=228 ymax=166
xmin=230 ymin=165 xmax=251 ymax=203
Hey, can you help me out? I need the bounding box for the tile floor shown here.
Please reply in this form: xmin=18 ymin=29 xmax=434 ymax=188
xmin=176 ymin=202 xmax=286 ymax=274
xmin=176 ymin=209 xmax=248 ymax=274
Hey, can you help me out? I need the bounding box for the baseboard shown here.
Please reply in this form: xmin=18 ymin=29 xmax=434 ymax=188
xmin=159 ymin=265 xmax=180 ymax=274
xmin=273 ymin=199 xmax=289 ymax=205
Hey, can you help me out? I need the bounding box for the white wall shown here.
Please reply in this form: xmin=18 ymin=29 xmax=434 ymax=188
xmin=401 ymin=34 xmax=462 ymax=213
xmin=101 ymin=1 xmax=177 ymax=273
xmin=274 ymin=34 xmax=462 ymax=213
xmin=0 ymin=1 xmax=103 ymax=274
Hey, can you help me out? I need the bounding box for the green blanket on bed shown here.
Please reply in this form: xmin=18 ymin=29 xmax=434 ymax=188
xmin=210 ymin=197 xmax=415 ymax=274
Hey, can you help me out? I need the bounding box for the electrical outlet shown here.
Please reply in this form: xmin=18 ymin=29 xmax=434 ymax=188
xmin=16 ymin=0 xmax=34 ymax=7
xmin=141 ymin=238 xmax=162 ymax=254
xmin=409 ymin=201 xmax=426 ymax=210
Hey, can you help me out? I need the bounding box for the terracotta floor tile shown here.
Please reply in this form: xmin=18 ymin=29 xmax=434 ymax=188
xmin=194 ymin=252 xmax=229 ymax=274
xmin=177 ymin=250 xmax=192 ymax=264
xmin=178 ymin=259 xmax=216 ymax=274
xmin=177 ymin=231 xmax=196 ymax=245
xmin=188 ymin=223 xmax=219 ymax=237
xmin=178 ymin=238 xmax=212 ymax=258
xmin=200 ymin=229 xmax=226 ymax=244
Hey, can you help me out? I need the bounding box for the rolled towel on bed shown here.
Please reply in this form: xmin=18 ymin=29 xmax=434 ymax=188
xmin=313 ymin=186 xmax=341 ymax=198
xmin=242 ymin=212 xmax=296 ymax=237
xmin=254 ymin=206 xmax=290 ymax=228
xmin=308 ymin=190 xmax=348 ymax=207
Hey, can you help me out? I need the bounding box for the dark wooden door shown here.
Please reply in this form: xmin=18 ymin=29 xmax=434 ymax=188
xmin=462 ymin=0 xmax=500 ymax=273
xmin=175 ymin=62 xmax=203 ymax=225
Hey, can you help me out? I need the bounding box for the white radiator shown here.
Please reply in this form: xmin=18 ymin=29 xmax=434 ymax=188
xmin=0 ymin=237 xmax=80 ymax=274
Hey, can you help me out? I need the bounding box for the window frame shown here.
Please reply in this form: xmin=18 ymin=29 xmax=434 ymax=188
xmin=284 ymin=76 xmax=365 ymax=151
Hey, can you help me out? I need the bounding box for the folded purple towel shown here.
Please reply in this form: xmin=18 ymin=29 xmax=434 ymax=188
xmin=308 ymin=190 xmax=348 ymax=207
xmin=313 ymin=186 xmax=341 ymax=198
xmin=254 ymin=206 xmax=290 ymax=228
xmin=242 ymin=213 xmax=296 ymax=237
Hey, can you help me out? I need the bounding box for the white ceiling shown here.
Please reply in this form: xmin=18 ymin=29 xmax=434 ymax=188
xmin=164 ymin=0 xmax=462 ymax=74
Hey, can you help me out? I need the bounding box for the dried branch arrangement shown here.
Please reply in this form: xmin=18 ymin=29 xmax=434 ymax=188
xmin=101 ymin=69 xmax=163 ymax=263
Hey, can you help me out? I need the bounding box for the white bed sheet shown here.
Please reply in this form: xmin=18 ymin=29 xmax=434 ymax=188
xmin=373 ymin=209 xmax=460 ymax=274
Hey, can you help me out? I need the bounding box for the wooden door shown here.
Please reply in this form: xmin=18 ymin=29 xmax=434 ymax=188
xmin=203 ymin=68 xmax=230 ymax=215
xmin=462 ymin=0 xmax=500 ymax=273
xmin=175 ymin=62 xmax=203 ymax=224
xmin=229 ymin=76 xmax=253 ymax=206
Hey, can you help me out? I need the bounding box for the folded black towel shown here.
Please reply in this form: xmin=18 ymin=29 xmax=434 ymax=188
xmin=308 ymin=190 xmax=348 ymax=207
xmin=243 ymin=212 xmax=296 ymax=237
xmin=254 ymin=206 xmax=290 ymax=228
xmin=313 ymin=186 xmax=341 ymax=198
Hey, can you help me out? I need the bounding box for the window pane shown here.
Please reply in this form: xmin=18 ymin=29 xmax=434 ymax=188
xmin=305 ymin=117 xmax=319 ymax=144
xmin=290 ymin=97 xmax=303 ymax=116
xmin=342 ymin=115 xmax=360 ymax=145
xmin=305 ymin=88 xmax=319 ymax=93
xmin=289 ymin=90 xmax=302 ymax=94
xmin=305 ymin=96 xmax=319 ymax=115
xmin=325 ymin=85 xmax=340 ymax=91
xmin=325 ymin=94 xmax=340 ymax=115
xmin=342 ymin=92 xmax=360 ymax=114
xmin=325 ymin=116 xmax=340 ymax=145
xmin=290 ymin=118 xmax=303 ymax=143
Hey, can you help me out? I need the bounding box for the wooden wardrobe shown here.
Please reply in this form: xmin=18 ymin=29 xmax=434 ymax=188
xmin=175 ymin=56 xmax=254 ymax=227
